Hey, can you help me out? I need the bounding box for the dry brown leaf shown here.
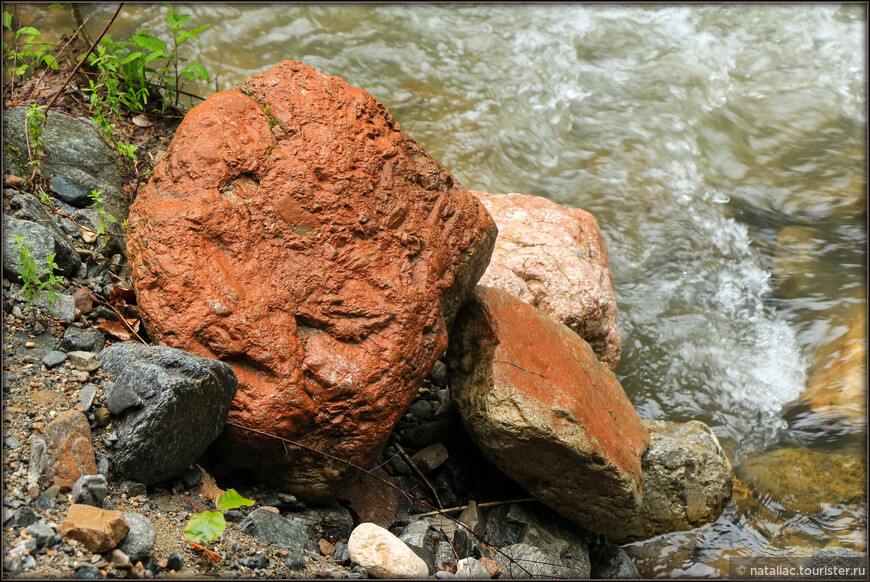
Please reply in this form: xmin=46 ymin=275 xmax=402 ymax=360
xmin=197 ymin=464 xmax=225 ymax=504
xmin=94 ymin=318 xmax=140 ymax=341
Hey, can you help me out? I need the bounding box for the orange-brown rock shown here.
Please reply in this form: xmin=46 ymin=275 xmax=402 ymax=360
xmin=447 ymin=286 xmax=649 ymax=535
xmin=338 ymin=468 xmax=401 ymax=529
xmin=472 ymin=191 xmax=621 ymax=369
xmin=61 ymin=504 xmax=130 ymax=553
xmin=42 ymin=410 xmax=97 ymax=491
xmin=126 ymin=61 xmax=497 ymax=501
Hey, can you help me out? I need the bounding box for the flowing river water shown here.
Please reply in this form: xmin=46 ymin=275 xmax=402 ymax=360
xmin=11 ymin=3 xmax=868 ymax=576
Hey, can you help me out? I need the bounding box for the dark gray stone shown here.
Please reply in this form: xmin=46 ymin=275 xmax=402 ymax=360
xmin=489 ymin=543 xmax=566 ymax=579
xmin=51 ymin=175 xmax=94 ymax=207
xmin=71 ymin=474 xmax=109 ymax=507
xmin=332 ymin=542 xmax=351 ymax=566
xmin=589 ymin=542 xmax=640 ymax=579
xmin=42 ymin=350 xmax=68 ymax=369
xmin=118 ymin=512 xmax=155 ymax=562
xmin=242 ymin=555 xmax=269 ymax=569
xmin=401 ymin=418 xmax=466 ymax=450
xmin=11 ymin=331 xmax=57 ymax=360
xmin=5 ymin=193 xmax=82 ymax=279
xmin=166 ymin=551 xmax=184 ymax=571
xmin=290 ymin=504 xmax=354 ymax=540
xmin=25 ymin=521 xmax=56 ymax=547
xmin=59 ymin=327 xmax=106 ymax=353
xmin=72 ymin=207 xmax=126 ymax=257
xmin=119 ymin=481 xmax=147 ymax=497
xmin=485 ymin=503 xmax=590 ymax=578
xmin=33 ymin=493 xmax=56 ymax=511
xmin=96 ymin=342 xmax=238 ymax=484
xmin=78 ymin=385 xmax=98 ymax=410
xmin=3 ymin=107 xmax=127 ymax=222
xmin=4 ymin=554 xmax=23 ymax=576
xmin=9 ymin=506 xmax=38 ymax=528
xmin=34 ymin=292 xmax=77 ymax=322
xmin=239 ymin=508 xmax=308 ymax=550
xmin=105 ymin=382 xmax=144 ymax=415
xmin=284 ymin=550 xmax=305 ymax=570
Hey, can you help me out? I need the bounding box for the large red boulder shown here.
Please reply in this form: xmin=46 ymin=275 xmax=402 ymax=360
xmin=472 ymin=192 xmax=621 ymax=369
xmin=447 ymin=286 xmax=649 ymax=535
xmin=126 ymin=61 xmax=497 ymax=501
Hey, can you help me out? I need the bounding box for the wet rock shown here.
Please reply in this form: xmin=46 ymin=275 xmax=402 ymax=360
xmin=43 ymin=350 xmax=69 ymax=369
xmin=61 ymin=503 xmax=130 ymax=552
xmin=71 ymin=474 xmax=109 ymax=507
xmin=348 ymin=522 xmax=429 ymax=579
xmin=68 ymin=350 xmax=102 ymax=372
xmin=126 ymin=60 xmax=497 ymax=501
xmin=410 ymin=442 xmax=449 ymax=473
xmin=778 ymin=170 xmax=865 ymax=219
xmin=735 ymin=446 xmax=866 ymax=514
xmin=338 ymin=468 xmax=401 ymax=528
xmin=2 ymin=107 xmax=128 ymax=222
xmin=3 ymin=202 xmax=82 ymax=280
xmin=613 ymin=419 xmax=733 ymax=543
xmin=782 ymin=303 xmax=866 ymax=442
xmin=589 ymin=538 xmax=641 ymax=579
xmin=26 ymin=521 xmax=56 ymax=547
xmin=489 ymin=543 xmax=566 ymax=579
xmin=95 ymin=342 xmax=237 ymax=485
xmin=59 ymin=327 xmax=106 ymax=353
xmin=166 ymin=552 xmax=184 ymax=571
xmin=473 ymin=191 xmax=622 ymax=369
xmin=239 ymin=508 xmax=308 ymax=550
xmin=447 ymin=286 xmax=649 ymax=535
xmin=771 ymin=225 xmax=824 ymax=299
xmin=42 ymin=410 xmax=98 ymax=491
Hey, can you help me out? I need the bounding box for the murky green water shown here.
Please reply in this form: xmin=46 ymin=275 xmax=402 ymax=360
xmin=8 ymin=2 xmax=867 ymax=575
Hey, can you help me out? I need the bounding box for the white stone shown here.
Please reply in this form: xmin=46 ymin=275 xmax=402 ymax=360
xmin=348 ymin=522 xmax=428 ymax=579
xmin=456 ymin=557 xmax=491 ymax=579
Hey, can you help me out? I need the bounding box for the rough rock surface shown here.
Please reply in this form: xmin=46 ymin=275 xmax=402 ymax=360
xmin=447 ymin=286 xmax=649 ymax=535
xmin=42 ymin=410 xmax=97 ymax=491
xmin=348 ymin=522 xmax=428 ymax=579
xmin=2 ymin=214 xmax=82 ymax=280
xmin=490 ymin=543 xmax=566 ymax=579
xmin=472 ymin=191 xmax=621 ymax=369
xmin=3 ymin=107 xmax=127 ymax=221
xmin=126 ymin=60 xmax=497 ymax=500
xmin=338 ymin=468 xmax=401 ymax=528
xmin=612 ymin=420 xmax=733 ymax=543
xmin=95 ymin=342 xmax=238 ymax=484
xmin=60 ymin=504 xmax=130 ymax=553
xmin=117 ymin=512 xmax=156 ymax=562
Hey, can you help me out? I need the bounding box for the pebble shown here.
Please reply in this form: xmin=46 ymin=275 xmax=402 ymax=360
xmin=77 ymin=385 xmax=98 ymax=411
xmin=4 ymin=436 xmax=20 ymax=449
xmin=166 ymin=552 xmax=184 ymax=572
xmin=42 ymin=350 xmax=68 ymax=369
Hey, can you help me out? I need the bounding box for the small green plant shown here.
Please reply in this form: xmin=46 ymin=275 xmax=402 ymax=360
xmin=13 ymin=234 xmax=62 ymax=310
xmin=184 ymin=489 xmax=254 ymax=544
xmin=116 ymin=141 xmax=138 ymax=161
xmin=87 ymin=189 xmax=118 ymax=236
xmin=2 ymin=9 xmax=58 ymax=84
xmin=25 ymin=104 xmax=48 ymax=170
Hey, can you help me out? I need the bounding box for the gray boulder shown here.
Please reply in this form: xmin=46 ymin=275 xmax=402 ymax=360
xmin=59 ymin=327 xmax=106 ymax=354
xmin=239 ymin=509 xmax=308 ymax=550
xmin=95 ymin=342 xmax=238 ymax=484
xmin=612 ymin=419 xmax=733 ymax=543
xmin=3 ymin=214 xmax=81 ymax=280
xmin=3 ymin=106 xmax=127 ymax=222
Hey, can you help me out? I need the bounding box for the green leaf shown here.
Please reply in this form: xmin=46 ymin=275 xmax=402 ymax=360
xmin=183 ymin=511 xmax=226 ymax=543
xmin=184 ymin=61 xmax=209 ymax=82
xmin=17 ymin=26 xmax=40 ymax=36
xmin=133 ymin=32 xmax=166 ymax=53
xmin=3 ymin=11 xmax=12 ymax=30
xmin=121 ymin=51 xmax=143 ymax=65
xmin=216 ymin=489 xmax=254 ymax=511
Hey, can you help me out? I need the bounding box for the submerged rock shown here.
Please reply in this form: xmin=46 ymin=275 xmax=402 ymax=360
xmin=735 ymin=446 xmax=866 ymax=514
xmin=447 ymin=286 xmax=648 ymax=535
xmin=612 ymin=420 xmax=733 ymax=543
xmin=126 ymin=60 xmax=497 ymax=501
xmin=473 ymin=191 xmax=621 ymax=369
xmin=96 ymin=342 xmax=238 ymax=485
xmin=782 ymin=303 xmax=866 ymax=443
